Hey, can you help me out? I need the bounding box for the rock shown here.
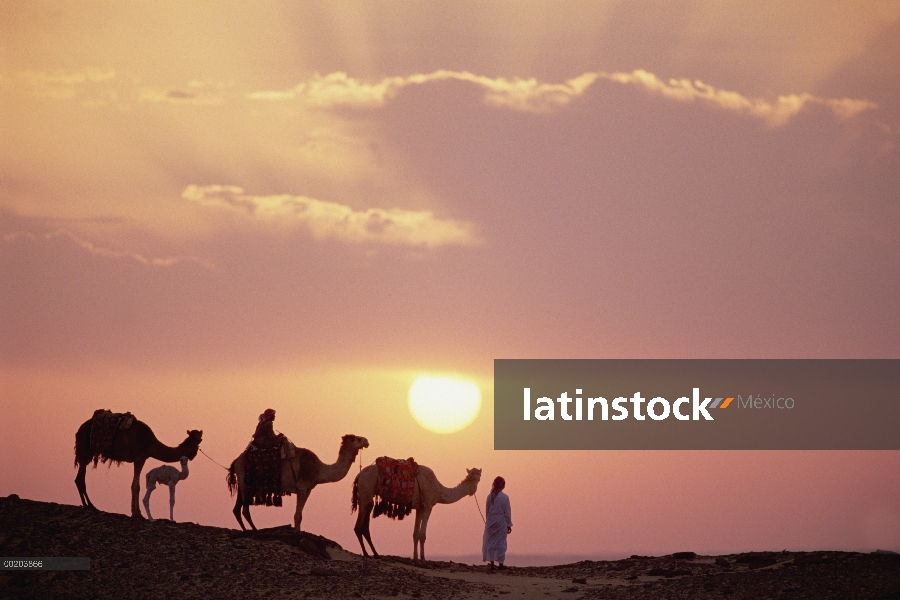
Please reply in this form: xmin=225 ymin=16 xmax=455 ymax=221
xmin=671 ymin=551 xmax=696 ymax=560
xmin=736 ymin=553 xmax=779 ymax=569
xmin=646 ymin=567 xmax=691 ymax=577
xmin=572 ymin=577 xmax=587 ymax=584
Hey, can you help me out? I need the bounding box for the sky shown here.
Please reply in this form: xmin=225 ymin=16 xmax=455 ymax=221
xmin=2 ymin=1 xmax=900 ymax=563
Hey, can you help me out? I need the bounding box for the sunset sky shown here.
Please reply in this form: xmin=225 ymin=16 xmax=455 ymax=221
xmin=2 ymin=1 xmax=900 ymax=562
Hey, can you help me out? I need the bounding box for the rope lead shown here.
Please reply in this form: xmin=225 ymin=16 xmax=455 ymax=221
xmin=199 ymin=448 xmax=230 ymax=470
xmin=474 ymin=493 xmax=486 ymax=524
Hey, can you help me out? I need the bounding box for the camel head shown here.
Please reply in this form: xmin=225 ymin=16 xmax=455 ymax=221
xmin=465 ymin=468 xmax=482 ymax=487
xmin=182 ymin=430 xmax=203 ymax=459
xmin=341 ymin=435 xmax=370 ymax=455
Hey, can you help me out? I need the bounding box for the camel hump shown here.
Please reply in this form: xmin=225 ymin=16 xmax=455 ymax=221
xmin=372 ymin=457 xmax=419 ymax=520
xmin=89 ymin=410 xmax=137 ymax=456
xmin=375 ymin=456 xmax=419 ymax=476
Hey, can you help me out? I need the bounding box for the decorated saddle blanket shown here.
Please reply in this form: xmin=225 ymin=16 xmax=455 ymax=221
xmin=373 ymin=456 xmax=419 ymax=520
xmin=245 ymin=441 xmax=285 ymax=507
xmin=89 ymin=409 xmax=135 ymax=456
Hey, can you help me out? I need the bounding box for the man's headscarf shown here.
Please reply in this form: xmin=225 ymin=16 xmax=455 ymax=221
xmin=259 ymin=408 xmax=276 ymax=422
xmin=490 ymin=476 xmax=505 ymax=500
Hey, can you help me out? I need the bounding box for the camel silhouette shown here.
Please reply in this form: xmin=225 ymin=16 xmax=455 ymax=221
xmin=142 ymin=456 xmax=190 ymax=522
xmin=352 ymin=464 xmax=481 ymax=562
xmin=228 ymin=434 xmax=369 ymax=532
xmin=74 ymin=416 xmax=202 ymax=518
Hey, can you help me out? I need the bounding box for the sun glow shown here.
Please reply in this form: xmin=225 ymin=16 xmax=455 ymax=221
xmin=408 ymin=375 xmax=482 ymax=434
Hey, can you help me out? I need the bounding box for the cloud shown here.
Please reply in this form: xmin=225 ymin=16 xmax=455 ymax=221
xmin=16 ymin=67 xmax=116 ymax=100
xmin=602 ymin=70 xmax=877 ymax=127
xmin=10 ymin=65 xmax=874 ymax=125
xmin=3 ymin=230 xmax=213 ymax=269
xmin=139 ymin=87 xmax=224 ymax=105
xmin=247 ymin=70 xmax=598 ymax=113
xmin=182 ymin=185 xmax=480 ymax=249
xmin=7 ymin=67 xmax=230 ymax=107
xmin=248 ymin=69 xmax=876 ymax=125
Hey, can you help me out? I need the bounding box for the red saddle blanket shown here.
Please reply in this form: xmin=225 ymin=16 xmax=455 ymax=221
xmin=245 ymin=443 xmax=284 ymax=507
xmin=373 ymin=456 xmax=419 ymax=520
xmin=90 ymin=409 xmax=135 ymax=456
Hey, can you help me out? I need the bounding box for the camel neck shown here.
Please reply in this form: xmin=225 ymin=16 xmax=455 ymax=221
xmin=150 ymin=439 xmax=190 ymax=463
xmin=317 ymin=446 xmax=357 ymax=484
xmin=438 ymin=479 xmax=478 ymax=504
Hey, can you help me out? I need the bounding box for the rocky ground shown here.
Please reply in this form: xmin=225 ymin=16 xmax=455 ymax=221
xmin=2 ymin=495 xmax=899 ymax=599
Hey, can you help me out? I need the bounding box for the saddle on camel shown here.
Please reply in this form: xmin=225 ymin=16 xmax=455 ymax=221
xmin=372 ymin=456 xmax=419 ymax=520
xmin=244 ymin=408 xmax=292 ymax=507
xmin=89 ymin=409 xmax=136 ymax=462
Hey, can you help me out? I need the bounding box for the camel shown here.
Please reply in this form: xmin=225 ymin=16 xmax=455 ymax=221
xmin=74 ymin=417 xmax=202 ymax=518
xmin=142 ymin=456 xmax=189 ymax=522
xmin=352 ymin=464 xmax=482 ymax=563
xmin=227 ymin=434 xmax=369 ymax=532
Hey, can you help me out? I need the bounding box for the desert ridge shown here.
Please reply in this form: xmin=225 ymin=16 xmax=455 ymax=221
xmin=2 ymin=495 xmax=900 ymax=599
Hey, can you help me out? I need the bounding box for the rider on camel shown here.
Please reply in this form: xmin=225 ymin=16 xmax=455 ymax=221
xmin=252 ymin=408 xmax=285 ymax=449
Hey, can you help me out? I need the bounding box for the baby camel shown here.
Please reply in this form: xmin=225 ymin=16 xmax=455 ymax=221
xmin=142 ymin=456 xmax=189 ymax=522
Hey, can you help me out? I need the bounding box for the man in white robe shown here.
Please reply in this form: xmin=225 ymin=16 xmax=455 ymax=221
xmin=482 ymin=476 xmax=512 ymax=568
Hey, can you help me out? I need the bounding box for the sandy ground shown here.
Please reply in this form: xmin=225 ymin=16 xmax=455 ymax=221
xmin=340 ymin=550 xmax=601 ymax=599
xmin=2 ymin=495 xmax=900 ymax=599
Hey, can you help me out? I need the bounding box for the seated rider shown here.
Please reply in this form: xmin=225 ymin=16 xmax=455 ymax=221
xmin=252 ymin=408 xmax=285 ymax=449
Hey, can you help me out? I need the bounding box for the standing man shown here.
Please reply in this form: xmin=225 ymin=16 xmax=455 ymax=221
xmin=482 ymin=476 xmax=513 ymax=569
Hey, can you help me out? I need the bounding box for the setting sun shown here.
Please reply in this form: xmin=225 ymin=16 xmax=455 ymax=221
xmin=408 ymin=375 xmax=482 ymax=434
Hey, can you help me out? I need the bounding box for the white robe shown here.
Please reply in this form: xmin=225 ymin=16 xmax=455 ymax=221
xmin=482 ymin=491 xmax=512 ymax=563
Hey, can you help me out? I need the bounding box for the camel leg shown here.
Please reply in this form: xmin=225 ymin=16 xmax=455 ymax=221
xmin=232 ymin=493 xmax=247 ymax=531
xmin=354 ymin=502 xmax=378 ymax=557
xmin=74 ymin=461 xmax=97 ymax=510
xmin=416 ymin=507 xmax=434 ymax=564
xmin=412 ymin=509 xmax=423 ymax=562
xmin=353 ymin=507 xmax=369 ymax=556
xmin=242 ymin=499 xmax=257 ymax=531
xmin=363 ymin=504 xmax=379 ymax=557
xmin=169 ymin=485 xmax=176 ymax=522
xmin=131 ymin=458 xmax=146 ymax=518
xmin=293 ymin=487 xmax=312 ymax=532
xmin=142 ymin=485 xmax=154 ymax=522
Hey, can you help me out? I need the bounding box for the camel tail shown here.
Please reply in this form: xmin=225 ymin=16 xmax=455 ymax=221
xmin=74 ymin=421 xmax=98 ymax=469
xmin=226 ymin=461 xmax=238 ymax=496
xmin=351 ymin=472 xmax=359 ymax=514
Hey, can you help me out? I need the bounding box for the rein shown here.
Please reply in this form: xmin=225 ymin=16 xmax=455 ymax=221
xmin=199 ymin=448 xmax=230 ymax=470
xmin=473 ymin=493 xmax=486 ymax=524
